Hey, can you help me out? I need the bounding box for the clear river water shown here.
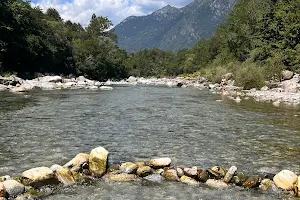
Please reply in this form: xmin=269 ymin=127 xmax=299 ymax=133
xmin=0 ymin=85 xmax=300 ymax=199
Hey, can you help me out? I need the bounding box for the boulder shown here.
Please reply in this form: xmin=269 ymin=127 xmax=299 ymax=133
xmin=282 ymin=80 xmax=298 ymax=93
xmin=89 ymin=147 xmax=109 ymax=177
xmin=107 ymin=173 xmax=137 ymax=182
xmin=107 ymin=164 xmax=120 ymax=173
xmin=127 ymin=76 xmax=138 ymax=83
xmin=21 ymin=167 xmax=56 ymax=187
xmin=183 ymin=167 xmax=198 ymax=179
xmin=137 ymin=166 xmax=152 ymax=177
xmin=211 ymin=166 xmax=227 ymax=178
xmin=143 ymin=174 xmax=165 ymax=183
xmin=55 ymin=168 xmax=76 ymax=185
xmin=50 ymin=164 xmax=63 ymax=172
xmin=206 ymin=179 xmax=228 ymax=189
xmin=120 ymin=162 xmax=138 ymax=174
xmin=64 ymin=153 xmax=89 ymax=172
xmin=176 ymin=168 xmax=184 ymax=178
xmin=135 ymin=162 xmax=145 ymax=168
xmin=0 ymin=183 xmax=6 ymax=197
xmin=282 ymin=70 xmax=294 ymax=80
xmin=224 ymin=166 xmax=237 ymax=183
xmin=77 ymin=76 xmax=87 ymax=82
xmin=273 ymin=170 xmax=298 ymax=190
xmin=242 ymin=176 xmax=261 ymax=188
xmin=180 ymin=176 xmax=199 ymax=186
xmin=2 ymin=180 xmax=25 ymax=197
xmin=259 ymin=179 xmax=274 ymax=192
xmin=198 ymin=170 xmax=209 ymax=183
xmin=163 ymin=169 xmax=179 ymax=181
xmin=63 ymin=82 xmax=76 ymax=89
xmin=231 ymin=172 xmax=248 ymax=186
xmin=146 ymin=157 xmax=171 ymax=169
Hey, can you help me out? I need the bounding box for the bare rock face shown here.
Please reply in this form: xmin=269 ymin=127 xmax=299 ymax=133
xmin=2 ymin=180 xmax=25 ymax=197
xmin=21 ymin=167 xmax=56 ymax=187
xmin=273 ymin=170 xmax=298 ymax=190
xmin=89 ymin=147 xmax=109 ymax=177
xmin=146 ymin=158 xmax=171 ymax=168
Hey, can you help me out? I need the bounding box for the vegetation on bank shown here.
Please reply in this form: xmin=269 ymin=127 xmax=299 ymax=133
xmin=1 ymin=0 xmax=300 ymax=89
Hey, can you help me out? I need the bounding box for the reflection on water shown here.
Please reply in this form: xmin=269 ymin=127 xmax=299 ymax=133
xmin=0 ymin=87 xmax=299 ymax=199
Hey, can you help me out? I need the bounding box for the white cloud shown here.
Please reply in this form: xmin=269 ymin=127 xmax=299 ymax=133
xmin=31 ymin=0 xmax=193 ymax=27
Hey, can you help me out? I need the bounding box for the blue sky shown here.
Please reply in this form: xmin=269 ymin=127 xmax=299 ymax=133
xmin=31 ymin=0 xmax=194 ymax=26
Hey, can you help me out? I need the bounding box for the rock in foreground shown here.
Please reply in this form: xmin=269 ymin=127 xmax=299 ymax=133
xmin=146 ymin=158 xmax=171 ymax=168
xmin=21 ymin=167 xmax=56 ymax=187
xmin=2 ymin=180 xmax=25 ymax=197
xmin=273 ymin=170 xmax=297 ymax=190
xmin=89 ymin=147 xmax=109 ymax=177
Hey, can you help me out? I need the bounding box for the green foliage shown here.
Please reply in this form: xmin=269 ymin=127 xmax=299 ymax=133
xmin=0 ymin=1 xmax=127 ymax=81
xmin=235 ymin=62 xmax=265 ymax=90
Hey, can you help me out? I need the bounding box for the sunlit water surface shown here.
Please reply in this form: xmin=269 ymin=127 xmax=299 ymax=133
xmin=0 ymin=86 xmax=300 ymax=199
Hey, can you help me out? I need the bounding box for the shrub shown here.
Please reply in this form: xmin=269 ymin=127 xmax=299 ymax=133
xmin=235 ymin=62 xmax=265 ymax=90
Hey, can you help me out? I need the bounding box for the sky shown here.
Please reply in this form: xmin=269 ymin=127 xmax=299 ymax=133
xmin=31 ymin=0 xmax=194 ymax=27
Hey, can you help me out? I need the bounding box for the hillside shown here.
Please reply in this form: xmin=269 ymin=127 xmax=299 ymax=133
xmin=113 ymin=0 xmax=238 ymax=52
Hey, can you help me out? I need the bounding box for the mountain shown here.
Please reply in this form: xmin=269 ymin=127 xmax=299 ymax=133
xmin=113 ymin=0 xmax=238 ymax=52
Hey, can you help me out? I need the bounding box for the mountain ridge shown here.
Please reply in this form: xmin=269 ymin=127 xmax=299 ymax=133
xmin=113 ymin=0 xmax=238 ymax=52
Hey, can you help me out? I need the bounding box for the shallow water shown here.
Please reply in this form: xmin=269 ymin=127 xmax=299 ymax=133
xmin=0 ymin=86 xmax=299 ymax=199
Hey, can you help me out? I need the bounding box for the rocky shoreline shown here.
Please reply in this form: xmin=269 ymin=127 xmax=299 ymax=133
xmin=0 ymin=146 xmax=299 ymax=199
xmin=1 ymin=70 xmax=300 ymax=106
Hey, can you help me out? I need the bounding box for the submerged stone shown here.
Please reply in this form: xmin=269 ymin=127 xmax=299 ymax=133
xmin=143 ymin=174 xmax=165 ymax=183
xmin=108 ymin=174 xmax=137 ymax=182
xmin=206 ymin=179 xmax=228 ymax=189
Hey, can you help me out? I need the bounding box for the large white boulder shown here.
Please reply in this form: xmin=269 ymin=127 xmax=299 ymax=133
xmin=273 ymin=170 xmax=297 ymax=190
xmin=21 ymin=167 xmax=55 ymax=186
xmin=89 ymin=147 xmax=109 ymax=177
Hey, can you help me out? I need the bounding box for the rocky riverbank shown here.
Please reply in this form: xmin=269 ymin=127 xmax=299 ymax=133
xmin=1 ymin=70 xmax=300 ymax=106
xmin=0 ymin=146 xmax=299 ymax=199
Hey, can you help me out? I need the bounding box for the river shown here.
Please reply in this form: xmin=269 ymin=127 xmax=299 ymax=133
xmin=0 ymin=85 xmax=299 ymax=199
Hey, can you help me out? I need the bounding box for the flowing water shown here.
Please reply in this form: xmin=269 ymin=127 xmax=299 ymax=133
xmin=0 ymin=86 xmax=300 ymax=199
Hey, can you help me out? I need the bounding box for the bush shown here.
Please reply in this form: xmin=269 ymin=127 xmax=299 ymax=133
xmin=235 ymin=62 xmax=265 ymax=90
xmin=200 ymin=66 xmax=231 ymax=83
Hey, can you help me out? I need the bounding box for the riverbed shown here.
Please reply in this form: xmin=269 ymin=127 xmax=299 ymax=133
xmin=0 ymin=85 xmax=299 ymax=199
